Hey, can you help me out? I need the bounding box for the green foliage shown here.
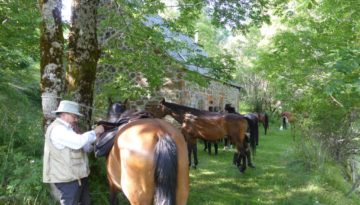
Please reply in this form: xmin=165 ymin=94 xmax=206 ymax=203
xmin=196 ymin=14 xmax=230 ymax=56
xmin=96 ymin=1 xmax=243 ymax=102
xmin=170 ymin=0 xmax=271 ymax=33
xmin=254 ymin=0 xmax=360 ymax=168
xmin=292 ymin=131 xmax=329 ymax=171
xmin=95 ymin=0 xmax=275 ymax=103
xmin=206 ymin=0 xmax=270 ymax=32
xmin=223 ymin=26 xmax=272 ymax=112
xmin=0 ymin=79 xmax=51 ymax=204
xmin=0 ymin=2 xmax=44 ymax=201
xmin=256 ymin=0 xmax=360 ymax=108
xmin=188 ymin=52 xmax=236 ymax=82
xmin=96 ymin=1 xmax=173 ymax=101
xmin=0 ymin=0 xmax=40 ymax=84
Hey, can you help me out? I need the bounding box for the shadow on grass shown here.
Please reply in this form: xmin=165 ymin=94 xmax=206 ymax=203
xmin=187 ymin=129 xmax=315 ymax=205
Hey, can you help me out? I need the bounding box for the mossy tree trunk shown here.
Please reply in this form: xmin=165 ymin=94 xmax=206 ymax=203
xmin=67 ymin=0 xmax=100 ymax=130
xmin=39 ymin=0 xmax=65 ymax=131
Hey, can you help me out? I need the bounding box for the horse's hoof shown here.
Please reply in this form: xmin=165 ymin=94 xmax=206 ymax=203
xmin=248 ymin=164 xmax=256 ymax=168
xmin=239 ymin=167 xmax=246 ymax=173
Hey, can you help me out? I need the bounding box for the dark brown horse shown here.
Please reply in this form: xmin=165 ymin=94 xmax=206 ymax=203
xmin=256 ymin=112 xmax=269 ymax=135
xmin=224 ymin=104 xmax=259 ymax=148
xmin=106 ymin=98 xmax=128 ymax=122
xmin=223 ymin=104 xmax=258 ymax=168
xmin=149 ymin=99 xmax=249 ymax=173
xmin=100 ymin=101 xmax=189 ymax=205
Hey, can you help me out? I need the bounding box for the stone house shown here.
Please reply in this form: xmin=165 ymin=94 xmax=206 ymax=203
xmin=129 ymin=15 xmax=242 ymax=112
xmin=131 ymin=69 xmax=242 ymax=113
xmin=97 ymin=1 xmax=242 ymax=114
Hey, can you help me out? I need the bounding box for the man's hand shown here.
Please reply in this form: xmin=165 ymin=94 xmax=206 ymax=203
xmin=94 ymin=125 xmax=105 ymax=135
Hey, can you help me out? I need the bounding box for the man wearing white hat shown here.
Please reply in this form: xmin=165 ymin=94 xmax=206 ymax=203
xmin=43 ymin=100 xmax=105 ymax=205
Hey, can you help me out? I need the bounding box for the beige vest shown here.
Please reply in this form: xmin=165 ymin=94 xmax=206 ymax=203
xmin=43 ymin=119 xmax=90 ymax=183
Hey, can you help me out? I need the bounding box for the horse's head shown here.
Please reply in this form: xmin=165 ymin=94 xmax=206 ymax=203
xmin=145 ymin=98 xmax=172 ymax=118
xmin=107 ymin=98 xmax=128 ymax=122
xmin=224 ymin=103 xmax=236 ymax=113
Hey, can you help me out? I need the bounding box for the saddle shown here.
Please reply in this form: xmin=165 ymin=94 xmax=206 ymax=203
xmin=94 ymin=111 xmax=153 ymax=157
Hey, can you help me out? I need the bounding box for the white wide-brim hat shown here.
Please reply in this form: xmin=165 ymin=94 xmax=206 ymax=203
xmin=52 ymin=100 xmax=83 ymax=116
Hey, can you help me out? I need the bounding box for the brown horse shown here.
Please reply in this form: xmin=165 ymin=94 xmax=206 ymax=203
xmin=281 ymin=111 xmax=295 ymax=129
xmin=149 ymin=99 xmax=249 ymax=173
xmin=256 ymin=112 xmax=269 ymax=135
xmin=101 ymin=101 xmax=189 ymax=205
xmin=281 ymin=111 xmax=296 ymax=139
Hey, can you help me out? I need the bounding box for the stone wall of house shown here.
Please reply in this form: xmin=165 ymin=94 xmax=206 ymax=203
xmin=128 ymin=67 xmax=241 ymax=113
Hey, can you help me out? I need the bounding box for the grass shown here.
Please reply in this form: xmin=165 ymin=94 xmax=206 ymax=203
xmin=185 ymin=127 xmax=360 ymax=205
xmin=93 ymin=126 xmax=360 ymax=205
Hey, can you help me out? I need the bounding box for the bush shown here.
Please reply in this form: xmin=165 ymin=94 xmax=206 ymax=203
xmin=0 ymin=83 xmax=52 ymax=204
xmin=293 ymin=131 xmax=329 ymax=171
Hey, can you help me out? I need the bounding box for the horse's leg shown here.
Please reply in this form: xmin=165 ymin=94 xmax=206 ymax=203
xmin=187 ymin=142 xmax=192 ymax=167
xmin=232 ymin=152 xmax=240 ymax=166
xmin=193 ymin=142 xmax=198 ymax=168
xmin=214 ymin=142 xmax=218 ymax=155
xmin=224 ymin=137 xmax=228 ymax=149
xmin=207 ymin=141 xmax=212 ymax=155
xmin=109 ymin=186 xmax=119 ymax=205
xmin=282 ymin=117 xmax=287 ymax=130
xmin=240 ymin=152 xmax=247 ymax=173
xmin=203 ymin=139 xmax=208 ymax=151
xmin=264 ymin=123 xmax=267 ymax=135
xmin=237 ymin=140 xmax=247 ymax=173
xmin=264 ymin=113 xmax=269 ymax=135
xmin=292 ymin=123 xmax=296 ymax=141
xmin=235 ymin=133 xmax=247 ymax=173
xmin=233 ymin=151 xmax=246 ymax=172
xmin=246 ymin=147 xmax=255 ymax=168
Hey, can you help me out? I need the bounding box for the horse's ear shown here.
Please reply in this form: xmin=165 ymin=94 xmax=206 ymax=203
xmin=108 ymin=97 xmax=113 ymax=105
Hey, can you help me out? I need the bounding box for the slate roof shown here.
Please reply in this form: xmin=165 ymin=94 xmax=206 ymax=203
xmin=143 ymin=15 xmax=242 ymax=90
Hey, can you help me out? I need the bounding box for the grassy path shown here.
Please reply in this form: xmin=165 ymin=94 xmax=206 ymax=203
xmin=186 ymin=127 xmax=360 ymax=205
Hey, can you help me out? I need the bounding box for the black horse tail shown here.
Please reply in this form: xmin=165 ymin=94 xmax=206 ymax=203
xmin=245 ymin=117 xmax=257 ymax=155
xmin=154 ymin=135 xmax=178 ymax=205
xmin=264 ymin=112 xmax=269 ymax=135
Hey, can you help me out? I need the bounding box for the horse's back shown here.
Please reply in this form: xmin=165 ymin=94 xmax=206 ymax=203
xmin=182 ymin=113 xmax=227 ymax=140
xmin=107 ymin=118 xmax=189 ymax=205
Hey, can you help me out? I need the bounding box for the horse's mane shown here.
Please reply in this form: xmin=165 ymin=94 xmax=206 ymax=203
xmin=162 ymin=101 xmax=207 ymax=116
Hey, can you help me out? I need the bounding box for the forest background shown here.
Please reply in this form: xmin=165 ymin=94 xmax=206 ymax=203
xmin=0 ymin=0 xmax=359 ymax=204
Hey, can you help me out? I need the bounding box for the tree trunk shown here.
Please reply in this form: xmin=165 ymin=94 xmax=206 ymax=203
xmin=67 ymin=0 xmax=100 ymax=130
xmin=39 ymin=0 xmax=65 ymax=131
